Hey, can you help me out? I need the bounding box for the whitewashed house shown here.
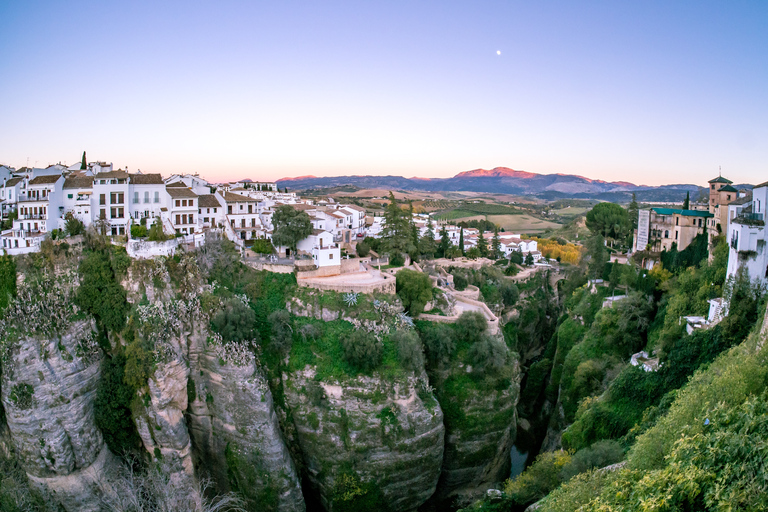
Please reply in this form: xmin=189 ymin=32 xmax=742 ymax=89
xmin=166 ymin=186 xmax=199 ymax=234
xmin=725 ymin=181 xmax=768 ymax=287
xmin=129 ymin=173 xmax=166 ymax=224
xmin=61 ymin=176 xmax=94 ymax=228
xmin=93 ymin=171 xmax=130 ymax=236
xmin=296 ymin=229 xmax=339 ymax=267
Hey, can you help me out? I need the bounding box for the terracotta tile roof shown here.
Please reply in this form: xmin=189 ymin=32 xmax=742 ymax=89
xmin=63 ymin=177 xmax=94 ymax=189
xmin=130 ymin=173 xmax=164 ymax=185
xmin=29 ymin=175 xmax=62 ymax=185
xmin=4 ymin=177 xmax=23 ymax=187
xmin=95 ymin=170 xmax=128 ymax=179
xmin=166 ymin=187 xmax=198 ymax=198
xmin=166 ymin=181 xmax=187 ymax=187
xmin=197 ymin=194 xmax=221 ymax=208
xmin=222 ymin=191 xmax=257 ymax=202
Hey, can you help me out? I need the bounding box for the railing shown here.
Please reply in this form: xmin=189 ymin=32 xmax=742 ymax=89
xmin=734 ymin=213 xmax=765 ymax=227
xmin=17 ymin=214 xmax=47 ymax=220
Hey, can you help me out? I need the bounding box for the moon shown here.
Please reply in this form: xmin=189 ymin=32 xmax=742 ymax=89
xmin=496 ymin=50 xmax=501 ymax=55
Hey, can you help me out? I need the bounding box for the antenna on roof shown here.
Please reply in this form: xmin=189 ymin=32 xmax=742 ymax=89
xmin=719 ymin=166 xmax=721 ymax=177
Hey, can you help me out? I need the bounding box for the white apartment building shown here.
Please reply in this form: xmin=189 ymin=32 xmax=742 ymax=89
xmin=222 ymin=191 xmax=263 ymax=240
xmin=93 ymin=171 xmax=130 ymax=236
xmin=167 ymin=186 xmax=199 ymax=234
xmin=129 ymin=173 xmax=166 ymax=222
xmin=725 ymin=181 xmax=768 ymax=287
xmin=1 ymin=177 xmax=24 ymax=218
xmin=61 ymin=177 xmax=94 ymax=227
xmin=197 ymin=194 xmax=226 ymax=229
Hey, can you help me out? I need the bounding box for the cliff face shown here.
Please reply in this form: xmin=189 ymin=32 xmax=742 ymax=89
xmin=187 ymin=330 xmax=305 ymax=512
xmin=283 ymin=367 xmax=444 ymax=512
xmin=0 ymin=319 xmax=119 ymax=511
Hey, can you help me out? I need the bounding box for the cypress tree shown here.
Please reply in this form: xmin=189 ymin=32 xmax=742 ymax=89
xmin=80 ymin=151 xmax=87 ymax=170
xmin=683 ymin=191 xmax=690 ymax=210
xmin=491 ymin=227 xmax=502 ymax=259
xmin=477 ymin=228 xmax=489 ymax=258
xmin=459 ymin=228 xmax=465 ymax=256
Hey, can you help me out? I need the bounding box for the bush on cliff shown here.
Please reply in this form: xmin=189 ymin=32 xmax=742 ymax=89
xmin=94 ymin=353 xmax=141 ymax=458
xmin=391 ymin=329 xmax=424 ymax=372
xmin=341 ymin=330 xmax=383 ymax=372
xmin=396 ymin=268 xmax=433 ymax=316
xmin=76 ymin=249 xmax=129 ymax=333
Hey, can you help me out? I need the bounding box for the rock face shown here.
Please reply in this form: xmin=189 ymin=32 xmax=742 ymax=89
xmin=0 ymin=319 xmax=119 ymax=511
xmin=134 ymin=358 xmax=196 ymax=489
xmin=283 ymin=368 xmax=445 ymax=512
xmin=186 ymin=331 xmax=305 ymax=512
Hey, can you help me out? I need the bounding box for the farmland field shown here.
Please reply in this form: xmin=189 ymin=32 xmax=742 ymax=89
xmin=435 ymin=210 xmax=483 ymax=220
xmin=550 ymin=206 xmax=590 ymax=217
xmin=487 ymin=214 xmax=562 ymax=234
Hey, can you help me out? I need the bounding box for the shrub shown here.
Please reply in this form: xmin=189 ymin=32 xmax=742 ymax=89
xmin=503 ymin=450 xmax=573 ymax=506
xmin=453 ymin=273 xmax=468 ymax=291
xmin=9 ymin=383 xmax=34 ymax=410
xmin=454 ymin=311 xmax=487 ymax=345
xmin=468 ymin=335 xmax=508 ymax=376
xmin=559 ymin=440 xmax=625 ymax=481
xmin=76 ymin=250 xmax=129 ymax=333
xmin=211 ymin=298 xmax=258 ymax=343
xmin=130 ymin=224 xmax=148 ymax=238
xmin=419 ymin=322 xmax=456 ymax=366
xmin=340 ymin=330 xmax=383 ymax=372
xmin=0 ymin=254 xmax=16 ymax=310
xmin=299 ymin=323 xmax=321 ymax=342
xmin=268 ymin=309 xmax=293 ymax=356
xmin=64 ymin=212 xmax=85 ymax=236
xmin=391 ymin=329 xmax=424 ymax=371
xmin=251 ymin=238 xmax=274 ymax=254
xmin=395 ymin=268 xmax=433 ymax=316
xmin=356 ymin=241 xmax=370 ymax=257
xmin=94 ymin=353 xmax=141 ymax=457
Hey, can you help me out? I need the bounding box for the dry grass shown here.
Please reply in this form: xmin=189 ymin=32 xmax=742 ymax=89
xmin=487 ymin=214 xmax=562 ymax=233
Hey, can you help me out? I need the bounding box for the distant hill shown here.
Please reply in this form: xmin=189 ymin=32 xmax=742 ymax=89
xmin=277 ymin=167 xmax=715 ymax=202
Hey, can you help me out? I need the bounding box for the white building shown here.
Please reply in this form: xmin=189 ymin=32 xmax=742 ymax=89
xmin=129 ymin=173 xmax=166 ymax=223
xmin=93 ymin=171 xmax=130 ymax=236
xmin=1 ymin=177 xmax=24 ymax=218
xmin=166 ymin=186 xmax=199 ymax=234
xmin=61 ymin=176 xmax=94 ymax=227
xmin=197 ymin=194 xmax=226 ymax=229
xmin=222 ymin=191 xmax=263 ymax=240
xmin=296 ymin=229 xmax=339 ymax=267
xmin=725 ymin=181 xmax=768 ymax=287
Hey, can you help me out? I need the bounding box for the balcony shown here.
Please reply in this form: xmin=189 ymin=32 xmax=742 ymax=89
xmin=18 ymin=214 xmax=47 ymax=220
xmin=734 ymin=213 xmax=765 ymax=227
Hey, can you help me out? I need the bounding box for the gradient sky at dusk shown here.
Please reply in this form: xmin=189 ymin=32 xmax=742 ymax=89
xmin=1 ymin=1 xmax=766 ymax=186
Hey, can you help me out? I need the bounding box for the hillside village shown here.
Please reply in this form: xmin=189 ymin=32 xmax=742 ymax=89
xmin=0 ymin=160 xmax=542 ymax=266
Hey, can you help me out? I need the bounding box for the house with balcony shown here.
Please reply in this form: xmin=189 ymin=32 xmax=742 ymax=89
xmin=296 ymin=229 xmax=339 ymax=267
xmin=93 ymin=171 xmax=130 ymax=236
xmin=197 ymin=194 xmax=225 ymax=229
xmin=222 ymin=191 xmax=263 ymax=240
xmin=61 ymin=176 xmax=94 ymax=227
xmin=725 ymin=181 xmax=768 ymax=287
xmin=1 ymin=174 xmax=64 ymax=254
xmin=167 ymin=186 xmax=198 ymax=235
xmin=165 ymin=174 xmax=212 ymax=195
xmin=129 ymin=173 xmax=166 ymax=223
xmin=1 ymin=176 xmax=24 ymax=219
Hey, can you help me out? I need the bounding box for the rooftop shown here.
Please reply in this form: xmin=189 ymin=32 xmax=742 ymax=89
xmin=719 ymin=184 xmax=738 ymax=193
xmin=197 ymin=194 xmax=221 ymax=208
xmin=63 ymin=177 xmax=94 ymax=189
xmin=651 ymin=207 xmax=713 ymax=218
xmin=709 ymin=176 xmax=733 ymax=184
xmin=167 ymin=187 xmax=198 ymax=198
xmin=130 ymin=173 xmax=164 ymax=185
xmin=222 ymin=191 xmax=257 ymax=202
xmin=5 ymin=177 xmax=23 ymax=187
xmin=95 ymin=170 xmax=129 ymax=180
xmin=29 ymin=175 xmax=62 ymax=185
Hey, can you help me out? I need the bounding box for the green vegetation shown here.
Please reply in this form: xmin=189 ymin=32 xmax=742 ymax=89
xmin=0 ymin=254 xmax=16 ymax=310
xmin=341 ymin=329 xmax=384 ymax=372
xmin=76 ymin=247 xmax=130 ymax=333
xmin=585 ymin=202 xmax=631 ymax=247
xmin=271 ymin=204 xmax=312 ymax=254
xmin=395 ymin=268 xmax=433 ymax=315
xmin=94 ymin=353 xmax=142 ymax=457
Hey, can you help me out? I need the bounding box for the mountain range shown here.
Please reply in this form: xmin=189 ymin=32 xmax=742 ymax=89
xmin=276 ymin=167 xmax=721 ymax=202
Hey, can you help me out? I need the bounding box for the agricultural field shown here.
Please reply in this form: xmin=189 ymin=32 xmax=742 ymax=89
xmin=487 ymin=214 xmax=562 ymax=234
xmin=549 ymin=206 xmax=590 ymax=218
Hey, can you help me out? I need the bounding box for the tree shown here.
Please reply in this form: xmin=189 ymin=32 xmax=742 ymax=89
xmin=585 ymin=234 xmax=608 ymax=280
xmin=391 ymin=329 xmax=424 ymax=371
xmin=628 ymin=193 xmax=639 ymax=232
xmin=683 ymin=191 xmax=690 ymax=210
xmin=76 ymin=250 xmax=129 ymax=333
xmin=525 ymin=252 xmax=534 ymax=266
xmin=491 ymin=228 xmax=502 ymax=259
xmin=510 ymin=249 xmax=524 ymax=265
xmin=419 ymin=323 xmax=455 ymax=366
xmin=268 ymin=309 xmax=293 ymax=356
xmin=419 ymin=218 xmax=437 ymax=258
xmin=356 ymin=240 xmax=370 ymax=257
xmin=80 ymin=151 xmax=87 ymax=170
xmin=380 ymin=192 xmax=415 ymax=259
xmin=438 ymin=226 xmax=450 ymax=258
xmin=477 ymin=229 xmax=489 ymax=258
xmin=211 ymin=298 xmax=258 ymax=343
xmin=272 ymin=204 xmax=312 ymax=255
xmin=585 ymin=202 xmax=631 ymax=246
xmin=64 ymin=211 xmax=85 ymax=236
xmin=251 ymin=238 xmax=275 ymax=255
xmin=0 ymin=254 xmax=16 ymax=310
xmin=147 ymin=217 xmax=169 ymax=241
xmin=395 ymin=268 xmax=433 ymax=316
xmin=341 ymin=330 xmax=383 ymax=372
xmin=459 ymin=228 xmax=465 ymax=256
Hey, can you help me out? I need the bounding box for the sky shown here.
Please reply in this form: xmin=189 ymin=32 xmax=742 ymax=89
xmin=0 ymin=1 xmax=766 ymax=186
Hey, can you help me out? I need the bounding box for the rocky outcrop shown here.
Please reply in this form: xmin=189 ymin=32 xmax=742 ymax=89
xmin=0 ymin=319 xmax=119 ymax=511
xmin=134 ymin=358 xmax=196 ymax=489
xmin=186 ymin=332 xmax=305 ymax=512
xmin=429 ymin=349 xmax=521 ymax=507
xmin=283 ymin=368 xmax=444 ymax=512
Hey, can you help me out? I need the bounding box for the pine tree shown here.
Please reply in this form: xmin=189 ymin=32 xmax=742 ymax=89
xmin=419 ymin=217 xmax=437 ymax=259
xmin=628 ymin=193 xmax=639 ymax=232
xmin=491 ymin=227 xmax=502 ymax=259
xmin=80 ymin=151 xmax=87 ymax=170
xmin=683 ymin=191 xmax=690 ymax=210
xmin=459 ymin=228 xmax=465 ymax=256
xmin=381 ymin=192 xmax=416 ymax=259
xmin=438 ymin=226 xmax=450 ymax=258
xmin=477 ymin=229 xmax=489 ymax=258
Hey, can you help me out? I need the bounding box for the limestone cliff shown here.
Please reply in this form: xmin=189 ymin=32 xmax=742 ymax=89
xmin=0 ymin=319 xmax=119 ymax=511
xmin=187 ymin=330 xmax=306 ymax=512
xmin=283 ymin=367 xmax=444 ymax=512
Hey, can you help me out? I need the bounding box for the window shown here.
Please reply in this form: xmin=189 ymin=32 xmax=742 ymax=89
xmin=68 ymin=193 xmax=73 ymax=199
xmin=133 ymin=192 xmax=139 ymax=204
xmin=675 ymin=231 xmax=678 ymax=240
xmin=100 ymin=194 xmax=106 ymax=205
xmin=664 ymin=230 xmax=669 ymax=238
xmin=176 ymin=200 xmax=180 ymax=207
xmin=110 ymin=207 xmax=124 ymax=219
xmin=110 ymin=192 xmax=124 ymax=204
xmin=154 ymin=191 xmax=160 ymax=203
xmin=675 ymin=217 xmax=679 ymax=226
xmin=698 ymin=218 xmax=702 ymax=227
xmin=329 ymin=253 xmax=333 ymax=260
xmin=189 ymin=214 xmax=193 ymax=224
xmin=144 ymin=191 xmax=150 ymax=203
xmin=182 ymin=200 xmax=187 ymax=207
xmin=727 ymin=194 xmax=731 ymax=200
xmin=213 ymin=207 xmax=217 ymax=213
